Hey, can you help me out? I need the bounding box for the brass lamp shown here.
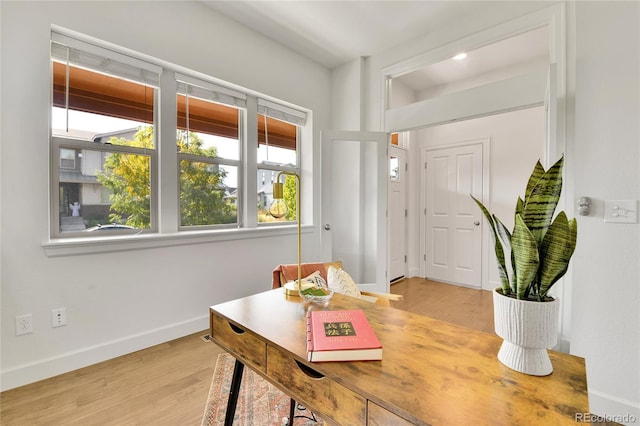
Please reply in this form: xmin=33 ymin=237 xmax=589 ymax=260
xmin=269 ymin=171 xmax=309 ymax=296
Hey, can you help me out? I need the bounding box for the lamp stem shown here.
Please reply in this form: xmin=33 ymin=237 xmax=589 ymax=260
xmin=273 ymin=171 xmax=301 ymax=294
xmin=297 ymin=178 xmax=301 ymax=293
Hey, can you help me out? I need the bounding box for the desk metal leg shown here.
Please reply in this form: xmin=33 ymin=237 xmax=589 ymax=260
xmin=289 ymin=398 xmax=295 ymax=424
xmin=224 ymin=359 xmax=244 ymax=426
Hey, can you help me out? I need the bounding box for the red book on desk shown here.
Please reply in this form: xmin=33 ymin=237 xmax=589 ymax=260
xmin=306 ymin=309 xmax=382 ymax=362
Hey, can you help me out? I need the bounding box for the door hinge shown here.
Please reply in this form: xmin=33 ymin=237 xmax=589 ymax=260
xmin=404 ymin=255 xmax=407 ymax=263
xmin=424 ymin=254 xmax=427 ymax=261
xmin=405 ymin=209 xmax=408 ymax=217
xmin=424 ymin=208 xmax=427 ymax=215
xmin=424 ymin=162 xmax=427 ymax=169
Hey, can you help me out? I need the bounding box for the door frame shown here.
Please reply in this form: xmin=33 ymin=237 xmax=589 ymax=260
xmin=420 ymin=138 xmax=491 ymax=289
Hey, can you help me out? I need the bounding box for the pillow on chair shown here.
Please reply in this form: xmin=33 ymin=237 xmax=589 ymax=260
xmin=303 ymin=271 xmax=327 ymax=288
xmin=284 ymin=270 xmax=328 ymax=289
xmin=327 ymin=266 xmax=361 ymax=298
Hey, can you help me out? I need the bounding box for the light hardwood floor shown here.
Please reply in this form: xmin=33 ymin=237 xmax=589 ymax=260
xmin=0 ymin=278 xmax=493 ymax=425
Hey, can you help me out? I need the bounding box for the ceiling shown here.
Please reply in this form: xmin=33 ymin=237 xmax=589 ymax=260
xmin=397 ymin=26 xmax=548 ymax=93
xmin=202 ymin=1 xmax=502 ymax=69
xmin=202 ymin=1 xmax=550 ymax=93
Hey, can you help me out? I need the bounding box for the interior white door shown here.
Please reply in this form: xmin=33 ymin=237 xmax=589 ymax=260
xmin=321 ymin=130 xmax=388 ymax=294
xmin=388 ymin=145 xmax=407 ymax=282
xmin=425 ymin=143 xmax=483 ymax=287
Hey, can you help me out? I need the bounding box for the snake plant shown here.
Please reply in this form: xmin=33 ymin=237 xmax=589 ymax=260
xmin=472 ymin=156 xmax=577 ymax=301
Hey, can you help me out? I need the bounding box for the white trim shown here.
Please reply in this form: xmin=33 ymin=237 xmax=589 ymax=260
xmin=386 ymin=71 xmax=547 ymax=132
xmin=43 ymin=224 xmax=314 ymax=257
xmin=0 ymin=315 xmax=208 ymax=392
xmin=587 ymin=389 xmax=640 ymax=425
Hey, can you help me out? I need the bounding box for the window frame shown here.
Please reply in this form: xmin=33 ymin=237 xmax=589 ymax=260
xmin=47 ymin=28 xmax=312 ymax=253
xmin=59 ymin=148 xmax=76 ymax=169
xmin=50 ymin=135 xmax=159 ymax=237
xmin=175 ymin=75 xmax=246 ymax=231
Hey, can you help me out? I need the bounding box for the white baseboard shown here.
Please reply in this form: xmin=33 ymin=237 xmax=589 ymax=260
xmin=0 ymin=315 xmax=209 ymax=392
xmin=408 ymin=267 xmax=420 ymax=277
xmin=586 ymin=389 xmax=640 ymax=425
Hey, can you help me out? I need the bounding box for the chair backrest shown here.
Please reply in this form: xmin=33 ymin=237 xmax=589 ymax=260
xmin=277 ymin=261 xmax=343 ymax=286
xmin=273 ymin=260 xmax=399 ymax=306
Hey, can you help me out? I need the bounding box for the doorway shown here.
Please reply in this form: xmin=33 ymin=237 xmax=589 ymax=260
xmin=389 ymin=144 xmax=407 ymax=282
xmin=321 ymin=130 xmax=389 ymax=294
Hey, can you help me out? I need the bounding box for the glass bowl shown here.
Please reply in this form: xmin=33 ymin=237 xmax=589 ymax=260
xmin=299 ymin=285 xmax=334 ymax=304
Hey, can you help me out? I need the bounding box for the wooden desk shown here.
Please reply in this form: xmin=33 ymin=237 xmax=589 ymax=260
xmin=209 ymin=289 xmax=589 ymax=425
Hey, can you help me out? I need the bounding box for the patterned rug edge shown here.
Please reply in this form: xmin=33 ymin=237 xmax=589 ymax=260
xmin=201 ymin=353 xmax=323 ymax=426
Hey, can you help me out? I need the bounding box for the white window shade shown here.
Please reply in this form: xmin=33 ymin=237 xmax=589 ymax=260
xmin=176 ymin=74 xmax=247 ymax=109
xmin=258 ymin=98 xmax=307 ymax=127
xmin=51 ymin=32 xmax=160 ymax=87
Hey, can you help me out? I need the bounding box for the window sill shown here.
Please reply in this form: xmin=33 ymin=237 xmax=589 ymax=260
xmin=43 ymin=225 xmax=314 ymax=257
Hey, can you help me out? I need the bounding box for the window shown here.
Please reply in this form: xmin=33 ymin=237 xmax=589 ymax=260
xmin=257 ymin=99 xmax=305 ymax=224
xmin=51 ymin=33 xmax=159 ymax=236
xmin=59 ymin=148 xmax=76 ymax=169
xmin=176 ymin=75 xmax=245 ymax=229
xmin=50 ymin=30 xmax=310 ymax=242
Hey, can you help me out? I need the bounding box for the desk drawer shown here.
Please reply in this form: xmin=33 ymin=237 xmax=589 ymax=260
xmin=267 ymin=345 xmax=366 ymax=425
xmin=210 ymin=313 xmax=266 ymax=373
xmin=367 ymin=401 xmax=414 ymax=426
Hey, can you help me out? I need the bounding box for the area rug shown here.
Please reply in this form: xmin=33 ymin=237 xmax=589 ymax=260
xmin=201 ymin=353 xmax=323 ymax=426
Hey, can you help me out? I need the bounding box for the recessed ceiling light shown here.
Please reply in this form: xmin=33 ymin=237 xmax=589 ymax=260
xmin=453 ymin=53 xmax=467 ymax=61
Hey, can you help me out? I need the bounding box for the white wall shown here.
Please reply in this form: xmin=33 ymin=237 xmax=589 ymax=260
xmin=0 ymin=1 xmax=330 ymax=390
xmin=570 ymin=2 xmax=640 ymax=422
xmin=337 ymin=1 xmax=639 ymax=421
xmin=331 ymin=58 xmax=362 ymax=131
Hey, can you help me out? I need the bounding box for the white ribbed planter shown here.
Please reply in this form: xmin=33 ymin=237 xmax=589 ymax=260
xmin=493 ymin=289 xmax=560 ymax=376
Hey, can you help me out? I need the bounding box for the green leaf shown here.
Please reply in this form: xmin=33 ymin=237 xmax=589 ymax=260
xmin=515 ymin=197 xmax=524 ymax=217
xmin=471 ymin=195 xmax=510 ymax=294
xmin=522 ymin=156 xmax=564 ymax=246
xmin=494 ymin=215 xmax=516 ymax=294
xmin=538 ymin=213 xmax=578 ymax=299
xmin=512 ymin=214 xmax=539 ymax=299
xmin=525 ymin=160 xmax=546 ymax=201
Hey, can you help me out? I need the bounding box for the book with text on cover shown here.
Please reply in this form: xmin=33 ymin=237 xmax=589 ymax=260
xmin=306 ymin=309 xmax=382 ymax=362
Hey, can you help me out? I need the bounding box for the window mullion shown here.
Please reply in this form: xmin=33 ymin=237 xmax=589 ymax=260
xmin=158 ymin=71 xmax=179 ymax=233
xmin=244 ymin=96 xmax=258 ymax=228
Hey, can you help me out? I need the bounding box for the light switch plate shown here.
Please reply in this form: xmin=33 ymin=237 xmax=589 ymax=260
xmin=604 ymin=200 xmax=638 ymax=223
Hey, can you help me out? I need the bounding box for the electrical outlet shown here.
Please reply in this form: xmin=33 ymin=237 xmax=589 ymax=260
xmin=16 ymin=314 xmax=33 ymax=335
xmin=51 ymin=308 xmax=67 ymax=328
